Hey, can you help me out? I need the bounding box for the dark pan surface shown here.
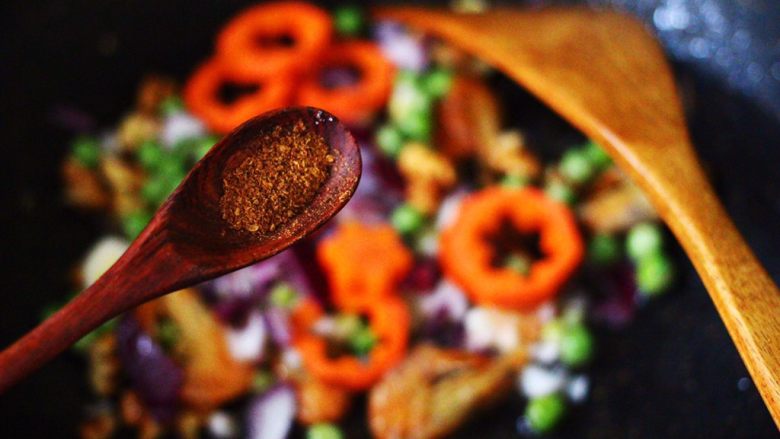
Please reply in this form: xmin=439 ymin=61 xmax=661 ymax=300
xmin=1 ymin=1 xmax=778 ymax=437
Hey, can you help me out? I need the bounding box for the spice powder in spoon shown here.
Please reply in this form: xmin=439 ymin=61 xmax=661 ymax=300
xmin=219 ymin=120 xmax=334 ymax=233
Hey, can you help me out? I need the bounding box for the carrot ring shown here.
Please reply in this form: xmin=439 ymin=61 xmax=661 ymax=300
xmin=439 ymin=187 xmax=584 ymax=310
xmin=183 ymin=58 xmax=293 ymax=133
xmin=296 ymin=41 xmax=394 ymax=125
xmin=216 ymin=1 xmax=332 ymax=79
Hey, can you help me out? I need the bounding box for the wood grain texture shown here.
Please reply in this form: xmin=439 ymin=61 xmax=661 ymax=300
xmin=0 ymin=107 xmax=360 ymax=392
xmin=375 ymin=6 xmax=780 ymax=427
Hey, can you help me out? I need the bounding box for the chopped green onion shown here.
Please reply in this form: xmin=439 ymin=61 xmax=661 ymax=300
xmin=588 ymin=233 xmax=621 ymax=266
xmin=636 ymin=252 xmax=674 ymax=296
xmin=626 ymin=222 xmax=663 ymax=261
xmin=307 ymin=423 xmax=344 ymax=439
xmin=376 ymin=124 xmax=405 ymax=159
xmin=391 ymin=203 xmax=426 ymax=235
xmin=269 ymin=282 xmax=299 ymax=309
xmin=560 ymin=322 xmax=594 ymax=367
xmin=333 ymin=314 xmax=362 ymax=340
xmin=71 ymin=136 xmax=101 ymax=168
xmin=525 ymin=394 xmax=566 ymax=433
xmin=333 ymin=5 xmax=363 ymax=37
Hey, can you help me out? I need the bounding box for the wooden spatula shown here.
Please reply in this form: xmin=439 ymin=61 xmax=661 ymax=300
xmin=375 ymin=6 xmax=780 ymax=426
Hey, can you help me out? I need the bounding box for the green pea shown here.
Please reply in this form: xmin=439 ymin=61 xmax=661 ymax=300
xmin=73 ymin=318 xmax=117 ymax=352
xmin=334 ymin=314 xmax=362 ymax=340
xmin=159 ymin=95 xmax=184 ymax=116
xmin=349 ymin=326 xmax=377 ymax=356
xmin=157 ymin=318 xmax=180 ymax=352
xmin=504 ymin=254 xmax=531 ymax=276
xmin=626 ymin=222 xmax=663 ymax=261
xmin=376 ymin=124 xmax=405 ymax=159
xmin=307 ymin=423 xmax=344 ymax=439
xmin=397 ymin=109 xmax=432 ymax=142
xmin=559 ymin=148 xmax=595 ymax=185
xmin=541 ymin=319 xmax=564 ymax=343
xmin=525 ymin=394 xmax=566 ymax=433
xmin=389 ymin=74 xmax=431 ymax=124
xmin=544 ymin=180 xmax=576 ymax=205
xmin=588 ymin=233 xmax=621 ymax=266
xmin=423 ymin=68 xmax=454 ymax=98
xmin=269 ymin=282 xmax=299 ymax=309
xmin=560 ymin=322 xmax=594 ymax=367
xmin=137 ymin=141 xmax=164 ymax=171
xmin=500 ymin=174 xmax=528 ymax=188
xmin=71 ymin=136 xmax=101 ymax=168
xmin=122 ymin=210 xmax=153 ymax=239
xmin=251 ymin=370 xmax=274 ymax=393
xmin=333 ymin=5 xmax=363 ymax=37
xmin=141 ymin=175 xmax=171 ymax=205
xmin=636 ymin=252 xmax=674 ymax=296
xmin=192 ymin=135 xmax=219 ymax=161
xmin=391 ymin=203 xmax=426 ymax=235
xmin=582 ymin=140 xmax=612 ymax=169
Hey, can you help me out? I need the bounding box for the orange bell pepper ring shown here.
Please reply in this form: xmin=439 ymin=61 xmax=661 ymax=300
xmin=439 ymin=187 xmax=583 ymax=310
xmin=291 ymin=296 xmax=410 ymax=391
xmin=297 ymin=41 xmax=395 ymax=125
xmin=317 ymin=221 xmax=412 ymax=311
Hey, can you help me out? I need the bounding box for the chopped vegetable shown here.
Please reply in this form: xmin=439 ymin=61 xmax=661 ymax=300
xmin=269 ymin=282 xmax=299 ymax=309
xmin=216 ymin=1 xmax=332 ymax=79
xmin=297 ymin=41 xmax=394 ymax=125
xmin=292 ymin=296 xmax=410 ymax=390
xmin=184 ymin=58 xmax=293 ymax=133
xmin=626 ymin=222 xmax=664 ymax=261
xmin=245 ymin=384 xmax=297 ymax=439
xmin=121 ymin=210 xmax=153 ymax=239
xmin=559 ymin=322 xmax=594 ymax=367
xmin=636 ymin=252 xmax=675 ymax=296
xmin=422 ymin=68 xmax=453 ymax=98
xmin=582 ymin=140 xmax=612 ymax=169
xmin=71 ymin=136 xmax=101 ymax=168
xmin=307 ymin=423 xmax=344 ymax=439
xmin=375 ymin=124 xmax=405 ymax=158
xmin=440 ymin=187 xmax=584 ymax=310
xmin=559 ymin=148 xmax=595 ymax=185
xmin=317 ymin=221 xmax=412 ymax=310
xmin=588 ymin=233 xmax=621 ymax=266
xmin=333 ymin=5 xmax=363 ymax=37
xmin=391 ymin=203 xmax=426 ymax=235
xmin=525 ymin=394 xmax=566 ymax=433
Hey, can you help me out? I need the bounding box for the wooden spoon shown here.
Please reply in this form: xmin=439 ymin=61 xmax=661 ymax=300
xmin=375 ymin=6 xmax=780 ymax=425
xmin=0 ymin=107 xmax=361 ymax=392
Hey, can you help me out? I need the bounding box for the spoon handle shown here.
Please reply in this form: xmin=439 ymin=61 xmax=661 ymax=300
xmin=647 ymin=160 xmax=780 ymax=425
xmin=0 ymin=225 xmax=186 ymax=392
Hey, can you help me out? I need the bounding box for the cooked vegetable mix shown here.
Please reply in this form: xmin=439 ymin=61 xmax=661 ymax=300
xmin=58 ymin=2 xmax=676 ymax=438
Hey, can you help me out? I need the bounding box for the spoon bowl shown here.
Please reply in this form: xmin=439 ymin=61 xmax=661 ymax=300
xmin=0 ymin=106 xmax=360 ymax=392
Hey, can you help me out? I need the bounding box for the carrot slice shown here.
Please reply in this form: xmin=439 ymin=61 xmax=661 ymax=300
xmin=183 ymin=58 xmax=293 ymax=133
xmin=216 ymin=1 xmax=332 ymax=79
xmin=296 ymin=41 xmax=394 ymax=125
xmin=439 ymin=187 xmax=584 ymax=310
